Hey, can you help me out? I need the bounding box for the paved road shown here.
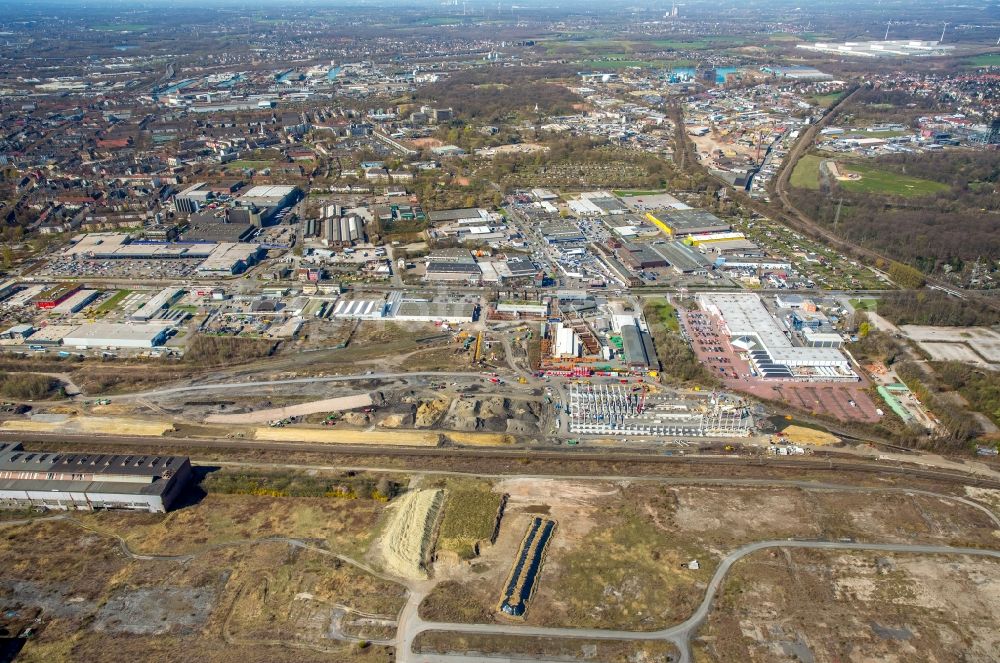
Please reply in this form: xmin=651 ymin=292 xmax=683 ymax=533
xmin=397 ymin=541 xmax=1000 ymax=663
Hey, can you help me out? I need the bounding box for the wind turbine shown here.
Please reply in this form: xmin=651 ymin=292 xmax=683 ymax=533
xmin=884 ymin=21 xmax=891 ymax=41
xmin=939 ymin=22 xmax=950 ymax=43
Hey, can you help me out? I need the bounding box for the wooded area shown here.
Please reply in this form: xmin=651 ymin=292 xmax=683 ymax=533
xmin=930 ymin=362 xmax=1000 ymax=429
xmin=415 ymin=66 xmax=580 ymax=123
xmin=876 ymin=290 xmax=1000 ymax=326
xmin=894 ymin=360 xmax=983 ymax=444
xmin=186 ymin=335 xmax=278 ymax=366
xmin=788 ymin=145 xmax=999 ymax=278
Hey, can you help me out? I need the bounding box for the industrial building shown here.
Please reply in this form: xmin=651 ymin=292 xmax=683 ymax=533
xmin=237 ymin=185 xmax=300 ymax=209
xmin=62 ymin=322 xmax=174 ymax=349
xmin=644 ymin=208 xmax=730 ymax=237
xmin=332 ymin=298 xmax=386 ymax=319
xmin=393 ymin=300 xmax=477 ymax=323
xmin=195 ymin=243 xmax=263 ymax=276
xmin=698 ymin=293 xmax=855 ymax=380
xmin=796 ymin=40 xmax=956 ymax=58
xmin=649 ymin=241 xmax=713 ymax=274
xmin=427 ymin=208 xmax=490 ymax=224
xmin=424 ymin=248 xmax=482 ymax=283
xmin=425 ymin=261 xmax=482 ymax=283
xmin=618 ymin=243 xmax=667 ymax=270
xmin=131 ymin=288 xmax=183 ymax=321
xmin=50 ymin=289 xmax=100 ymax=315
xmin=183 ymin=210 xmax=259 ymax=242
xmin=538 ymin=220 xmax=586 ymax=244
xmin=505 ymin=256 xmax=541 ymax=278
xmin=620 ymin=324 xmax=658 ymax=369
xmin=173 ymin=182 xmax=214 ymax=214
xmin=33 ymin=284 xmax=80 ymax=309
xmin=0 ymin=324 xmax=34 ymax=343
xmin=0 ymin=443 xmax=191 ymax=513
xmin=323 ymin=214 xmax=365 ymax=247
xmin=64 ymin=233 xmax=215 ymax=260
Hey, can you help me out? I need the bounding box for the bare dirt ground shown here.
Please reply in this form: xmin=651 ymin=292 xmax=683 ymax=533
xmin=1 ymin=416 xmax=174 ymax=436
xmin=205 ymin=393 xmax=373 ymax=424
xmin=255 ymin=427 xmax=441 ymax=446
xmin=694 ymin=549 xmax=1000 ymax=663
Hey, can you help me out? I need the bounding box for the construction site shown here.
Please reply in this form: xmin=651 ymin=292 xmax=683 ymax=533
xmin=566 ymin=383 xmax=754 ymax=437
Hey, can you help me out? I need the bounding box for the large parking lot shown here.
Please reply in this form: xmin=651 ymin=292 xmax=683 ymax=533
xmin=38 ymin=255 xmax=202 ymax=279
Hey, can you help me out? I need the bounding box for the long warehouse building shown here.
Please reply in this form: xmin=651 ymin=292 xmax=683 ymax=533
xmin=0 ymin=443 xmax=191 ymax=513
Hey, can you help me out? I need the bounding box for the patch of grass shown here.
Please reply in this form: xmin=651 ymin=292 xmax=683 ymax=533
xmin=790 ymin=153 xmax=823 ymax=190
xmin=809 ymin=92 xmax=843 ymax=108
xmin=95 ymin=289 xmax=130 ymax=313
xmin=645 ymin=299 xmax=679 ymax=333
xmin=838 ymin=162 xmax=950 ymax=197
xmin=850 ymin=298 xmax=878 ymax=311
xmin=414 ymin=631 xmax=677 ymax=660
xmin=648 ymin=39 xmax=712 ymax=49
xmin=552 ymin=489 xmax=713 ymax=629
xmin=963 ymin=53 xmax=1000 ymax=67
xmin=436 ymin=479 xmax=504 ymax=560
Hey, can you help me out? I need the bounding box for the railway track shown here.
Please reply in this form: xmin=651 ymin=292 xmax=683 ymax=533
xmin=4 ymin=430 xmax=999 ymax=490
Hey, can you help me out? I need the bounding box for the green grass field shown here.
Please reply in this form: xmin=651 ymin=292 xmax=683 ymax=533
xmin=809 ymin=92 xmax=842 ymax=108
xmin=645 ymin=299 xmax=680 ymax=333
xmin=790 ymin=154 xmax=823 ymax=190
xmin=849 ymin=298 xmax=878 ymax=312
xmin=963 ymin=54 xmax=1000 ymax=67
xmin=95 ymin=290 xmax=131 ymax=314
xmin=838 ymin=163 xmax=949 ymax=198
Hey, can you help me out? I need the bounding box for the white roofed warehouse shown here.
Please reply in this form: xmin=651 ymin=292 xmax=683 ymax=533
xmin=62 ymin=322 xmax=173 ymax=349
